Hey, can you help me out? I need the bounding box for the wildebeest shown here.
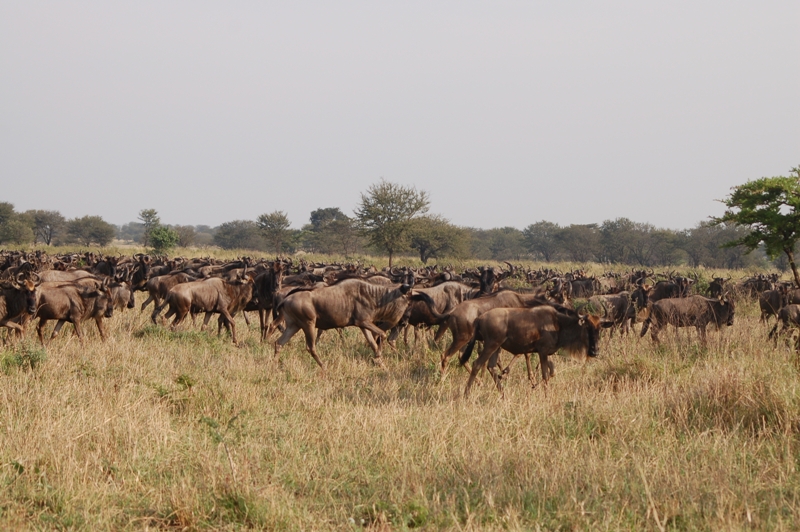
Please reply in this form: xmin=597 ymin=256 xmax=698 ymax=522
xmin=759 ymin=284 xmax=790 ymax=323
xmin=392 ymin=281 xmax=475 ymax=345
xmin=253 ymin=261 xmax=284 ymax=341
xmin=143 ymin=271 xmax=198 ymax=322
xmin=640 ymin=295 xmax=734 ymax=345
xmin=38 ymin=269 xmax=95 ymax=283
xmin=768 ymin=304 xmax=800 ymax=342
xmin=0 ymin=273 xmax=40 ymax=338
xmin=460 ymin=305 xmax=602 ymax=397
xmin=273 ymin=278 xmax=422 ymax=368
xmin=567 ymin=277 xmax=600 ymax=298
xmin=34 ymin=279 xmax=115 ymax=344
xmin=587 ymin=285 xmax=649 ymax=336
xmin=424 ymin=289 xmax=551 ymax=372
xmin=647 ymin=274 xmax=695 ymax=303
xmin=708 ymin=276 xmax=731 ymax=298
xmin=156 ymin=274 xmax=254 ymax=344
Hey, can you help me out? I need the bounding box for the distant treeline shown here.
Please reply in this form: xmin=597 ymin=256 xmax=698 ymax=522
xmin=0 ymin=201 xmax=771 ymax=269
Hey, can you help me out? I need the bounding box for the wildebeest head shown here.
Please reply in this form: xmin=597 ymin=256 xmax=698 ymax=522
xmin=399 ymin=271 xmax=415 ymax=295
xmin=556 ymin=310 xmax=602 ymax=358
xmin=719 ymin=295 xmax=735 ymax=327
xmin=12 ymin=272 xmax=41 ymax=315
xmin=630 ymin=284 xmax=649 ymax=311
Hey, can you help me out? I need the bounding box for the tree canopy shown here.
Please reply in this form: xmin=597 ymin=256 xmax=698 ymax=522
xmin=714 ymin=166 xmax=800 ymax=285
xmin=355 ymin=180 xmax=429 ymax=266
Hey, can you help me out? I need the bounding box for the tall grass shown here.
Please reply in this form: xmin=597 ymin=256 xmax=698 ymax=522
xmin=0 ymin=284 xmax=798 ymax=529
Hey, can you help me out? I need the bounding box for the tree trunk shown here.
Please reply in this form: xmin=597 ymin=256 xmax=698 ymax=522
xmin=388 ymin=250 xmax=393 ymax=268
xmin=785 ymin=247 xmax=800 ymax=287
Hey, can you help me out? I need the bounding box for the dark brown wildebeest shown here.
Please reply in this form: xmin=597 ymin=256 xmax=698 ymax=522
xmin=423 ymin=289 xmax=551 ymax=373
xmin=768 ymin=304 xmax=800 ymax=343
xmin=647 ymin=274 xmax=696 ymax=303
xmin=759 ymin=284 xmax=791 ymax=323
xmin=708 ymin=275 xmax=731 ymax=298
xmin=34 ymin=279 xmax=115 ymax=344
xmin=0 ymin=273 xmax=41 ymax=338
xmin=640 ymin=295 xmax=734 ymax=345
xmin=567 ymin=277 xmax=600 ymax=298
xmin=254 ymin=261 xmax=284 ymax=341
xmin=156 ymin=274 xmax=254 ymax=344
xmin=273 ymin=278 xmax=422 ymax=368
xmin=460 ymin=305 xmax=602 ymax=397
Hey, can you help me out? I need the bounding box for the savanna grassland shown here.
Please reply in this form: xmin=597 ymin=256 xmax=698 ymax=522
xmin=1 ymin=255 xmax=800 ymax=530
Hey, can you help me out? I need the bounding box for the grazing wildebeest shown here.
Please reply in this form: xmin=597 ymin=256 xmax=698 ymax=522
xmin=768 ymin=304 xmax=800 ymax=343
xmin=640 ymin=295 xmax=734 ymax=345
xmin=34 ymin=279 xmax=115 ymax=344
xmin=156 ymin=274 xmax=254 ymax=344
xmin=460 ymin=305 xmax=602 ymax=397
xmin=273 ymin=278 xmax=422 ymax=368
xmin=759 ymin=284 xmax=791 ymax=323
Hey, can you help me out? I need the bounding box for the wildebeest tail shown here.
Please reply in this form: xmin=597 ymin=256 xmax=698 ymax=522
xmin=460 ymin=333 xmax=478 ymax=366
xmin=412 ymin=292 xmax=451 ymax=321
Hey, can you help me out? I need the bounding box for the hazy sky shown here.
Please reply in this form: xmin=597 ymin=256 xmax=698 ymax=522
xmin=1 ymin=1 xmax=797 ymax=230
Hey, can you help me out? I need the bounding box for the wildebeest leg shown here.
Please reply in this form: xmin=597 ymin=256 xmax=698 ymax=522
xmin=274 ymin=322 xmax=301 ymax=359
xmin=266 ymin=314 xmax=284 ymax=339
xmin=50 ymin=320 xmax=67 ymax=340
xmin=140 ymin=294 xmax=154 ymax=311
xmin=697 ymin=325 xmax=708 ymax=347
xmin=359 ymin=328 xmax=385 ymax=365
xmin=200 ymin=312 xmax=214 ymax=331
xmin=259 ymin=308 xmax=268 ymax=341
xmin=300 ymin=322 xmax=323 ymax=368
xmin=152 ymin=301 xmax=168 ymax=324
xmin=650 ymin=324 xmax=661 ymax=344
xmin=71 ymin=319 xmax=85 ymax=345
xmin=37 ymin=319 xmax=49 ymax=345
xmin=536 ymin=352 xmax=555 ymax=389
xmin=356 ymin=321 xmax=387 ymax=358
xmin=433 ymin=324 xmax=448 ymax=344
xmin=441 ymin=339 xmax=468 ymax=374
xmin=465 ymin=341 xmax=501 ymax=397
xmin=486 ymin=348 xmax=505 ymax=393
xmin=218 ymin=309 xmax=237 ymax=344
xmin=242 ymin=311 xmax=251 ymax=326
xmin=524 ymin=354 xmax=537 ymax=386
xmin=95 ymin=317 xmax=107 ymax=341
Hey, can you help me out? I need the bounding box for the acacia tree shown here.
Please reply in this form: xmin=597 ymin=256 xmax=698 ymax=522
xmin=355 ymin=180 xmax=429 ymax=266
xmin=714 ymin=166 xmax=800 ymax=286
xmin=408 ymin=215 xmax=469 ymax=263
xmin=26 ymin=210 xmax=66 ymax=245
xmin=523 ymin=221 xmax=561 ymax=261
xmin=66 ymin=215 xmax=116 ymax=246
xmin=138 ymin=208 xmax=160 ymax=247
xmin=256 ymin=211 xmax=292 ymax=254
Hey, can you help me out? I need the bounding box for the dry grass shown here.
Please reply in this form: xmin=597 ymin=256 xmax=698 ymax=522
xmin=1 ymin=280 xmax=799 ymax=529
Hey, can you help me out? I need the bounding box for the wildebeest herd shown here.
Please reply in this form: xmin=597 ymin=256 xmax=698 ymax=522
xmin=1 ymin=251 xmax=796 ymax=396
